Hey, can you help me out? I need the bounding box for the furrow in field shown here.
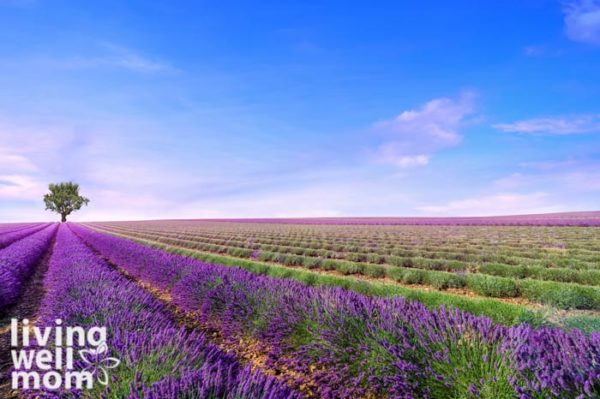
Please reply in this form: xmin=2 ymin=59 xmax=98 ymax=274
xmin=72 ymin=223 xmax=600 ymax=399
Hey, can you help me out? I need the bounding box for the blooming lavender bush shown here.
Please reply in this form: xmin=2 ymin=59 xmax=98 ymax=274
xmin=0 ymin=223 xmax=56 ymax=309
xmin=0 ymin=223 xmax=37 ymax=234
xmin=74 ymin=224 xmax=600 ymax=399
xmin=0 ymin=223 xmax=51 ymax=249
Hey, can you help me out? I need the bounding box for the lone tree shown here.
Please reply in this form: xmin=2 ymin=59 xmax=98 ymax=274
xmin=43 ymin=182 xmax=90 ymax=222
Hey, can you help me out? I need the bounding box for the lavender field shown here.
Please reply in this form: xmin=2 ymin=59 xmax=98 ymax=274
xmin=0 ymin=214 xmax=599 ymax=398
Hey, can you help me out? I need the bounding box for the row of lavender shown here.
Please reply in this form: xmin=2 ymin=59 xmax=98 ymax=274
xmin=25 ymin=225 xmax=300 ymax=398
xmin=0 ymin=222 xmax=41 ymax=235
xmin=0 ymin=222 xmax=51 ymax=250
xmin=0 ymin=223 xmax=57 ymax=309
xmin=73 ymin=223 xmax=600 ymax=399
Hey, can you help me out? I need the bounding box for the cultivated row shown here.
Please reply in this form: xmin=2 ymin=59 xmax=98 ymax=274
xmin=0 ymin=223 xmax=51 ymax=250
xmin=0 ymin=223 xmax=57 ymax=309
xmin=0 ymin=222 xmax=41 ymax=235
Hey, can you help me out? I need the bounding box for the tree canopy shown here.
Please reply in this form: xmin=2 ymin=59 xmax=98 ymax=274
xmin=43 ymin=182 xmax=90 ymax=222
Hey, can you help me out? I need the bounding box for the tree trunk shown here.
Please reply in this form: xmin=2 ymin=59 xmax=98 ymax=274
xmin=61 ymin=214 xmax=67 ymax=223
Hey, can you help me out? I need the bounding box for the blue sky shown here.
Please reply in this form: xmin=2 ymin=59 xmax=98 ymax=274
xmin=0 ymin=0 xmax=599 ymax=221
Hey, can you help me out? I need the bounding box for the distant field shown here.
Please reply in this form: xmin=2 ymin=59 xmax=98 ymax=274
xmin=203 ymin=210 xmax=600 ymax=226
xmin=1 ymin=216 xmax=599 ymax=398
xmin=88 ymin=217 xmax=600 ymax=321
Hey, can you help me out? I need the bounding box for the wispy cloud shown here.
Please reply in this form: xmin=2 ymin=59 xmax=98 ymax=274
xmin=493 ymin=159 xmax=600 ymax=194
xmin=519 ymin=158 xmax=580 ymax=170
xmin=40 ymin=42 xmax=175 ymax=73
xmin=492 ymin=173 xmax=532 ymax=190
xmin=493 ymin=114 xmax=600 ymax=134
xmin=416 ymin=192 xmax=560 ymax=216
xmin=0 ymin=150 xmax=37 ymax=172
xmin=99 ymin=43 xmax=174 ymax=73
xmin=563 ymin=0 xmax=600 ymax=45
xmin=524 ymin=45 xmax=546 ymax=56
xmin=371 ymin=92 xmax=476 ymax=168
xmin=0 ymin=174 xmax=46 ymax=200
xmin=377 ymin=152 xmax=429 ymax=167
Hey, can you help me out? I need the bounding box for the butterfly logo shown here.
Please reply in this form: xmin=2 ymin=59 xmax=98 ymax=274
xmin=78 ymin=342 xmax=121 ymax=385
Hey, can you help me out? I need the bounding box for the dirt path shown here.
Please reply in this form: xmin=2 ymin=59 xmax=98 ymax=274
xmin=0 ymin=232 xmax=57 ymax=398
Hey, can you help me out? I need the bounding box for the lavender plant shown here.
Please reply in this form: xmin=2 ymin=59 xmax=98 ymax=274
xmin=0 ymin=223 xmax=56 ymax=309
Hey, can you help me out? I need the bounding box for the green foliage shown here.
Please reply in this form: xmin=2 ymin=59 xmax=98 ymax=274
xmin=226 ymin=247 xmax=253 ymax=258
xmin=258 ymin=251 xmax=275 ymax=262
xmin=321 ymin=259 xmax=339 ymax=271
xmin=479 ymin=262 xmax=600 ymax=286
xmin=336 ymin=261 xmax=365 ymax=275
xmin=424 ymin=331 xmax=516 ymax=399
xmin=540 ymin=288 xmax=596 ymax=310
xmin=345 ymin=252 xmax=367 ymax=262
xmin=427 ymin=272 xmax=467 ymax=290
xmin=43 ymin=182 xmax=89 ymax=222
xmin=467 ymin=275 xmax=519 ymax=298
xmin=564 ymin=315 xmax=600 ymax=335
xmin=363 ymin=264 xmax=387 ymax=278
xmin=479 ymin=263 xmax=529 ymax=279
xmin=366 ymin=253 xmax=385 ymax=264
xmin=446 ymin=260 xmax=468 ymax=271
xmin=519 ymin=279 xmax=600 ymax=310
xmin=402 ymin=270 xmax=426 ymax=285
xmin=302 ymin=256 xmax=322 ymax=269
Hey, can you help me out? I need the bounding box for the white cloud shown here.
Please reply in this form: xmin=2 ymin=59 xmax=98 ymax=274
xmin=493 ymin=114 xmax=600 ymax=134
xmin=376 ymin=149 xmax=429 ymax=168
xmin=0 ymin=150 xmax=37 ymax=172
xmin=492 ymin=161 xmax=600 ymax=194
xmin=372 ymin=92 xmax=475 ymax=167
xmin=0 ymin=174 xmax=46 ymax=200
xmin=492 ymin=173 xmax=532 ymax=189
xmin=416 ymin=192 xmax=561 ymax=216
xmin=564 ymin=0 xmax=600 ymax=45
